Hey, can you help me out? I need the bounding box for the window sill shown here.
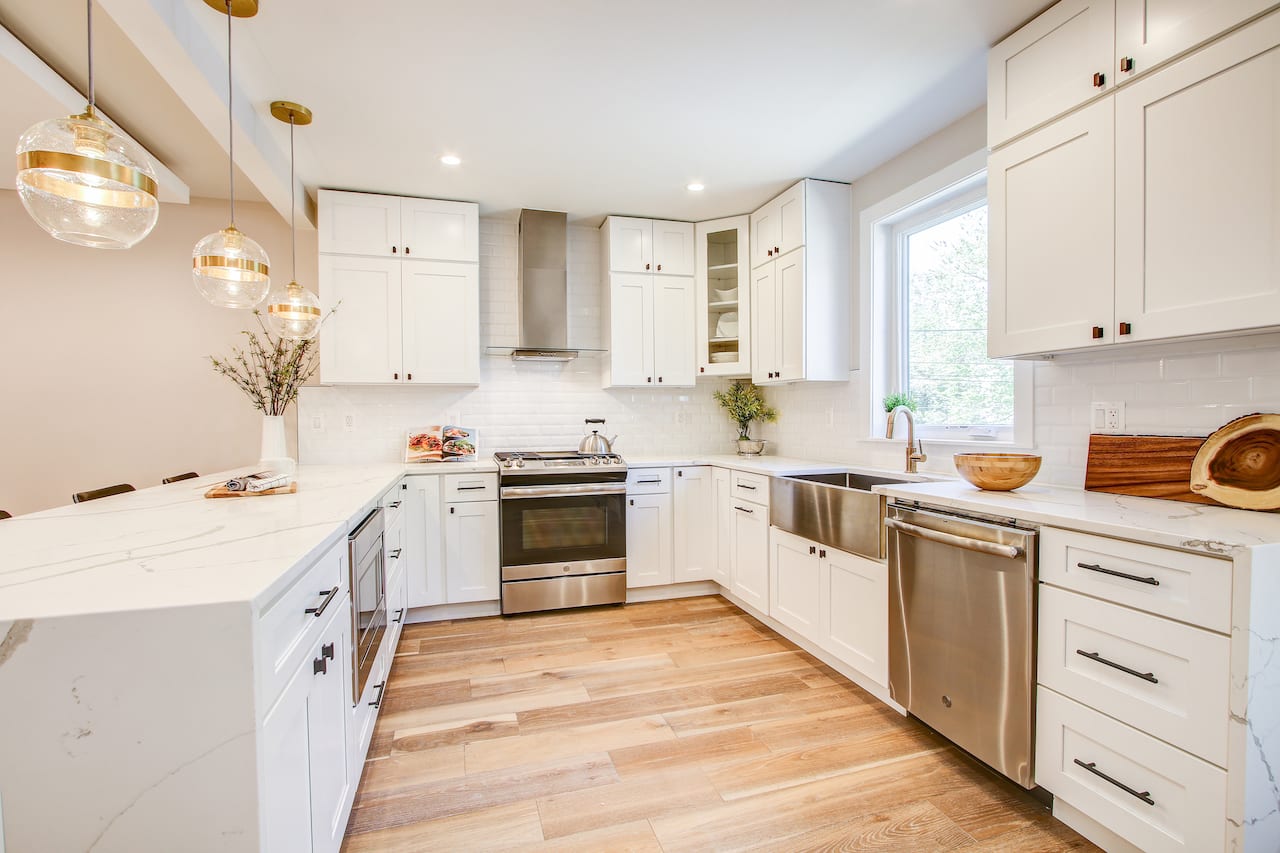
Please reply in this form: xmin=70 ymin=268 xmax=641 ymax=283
xmin=859 ymin=436 xmax=1036 ymax=452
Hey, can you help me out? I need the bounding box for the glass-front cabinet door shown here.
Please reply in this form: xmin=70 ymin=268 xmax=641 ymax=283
xmin=695 ymin=215 xmax=751 ymax=377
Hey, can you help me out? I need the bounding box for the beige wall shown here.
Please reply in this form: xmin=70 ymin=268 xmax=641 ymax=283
xmin=0 ymin=191 xmax=317 ymax=515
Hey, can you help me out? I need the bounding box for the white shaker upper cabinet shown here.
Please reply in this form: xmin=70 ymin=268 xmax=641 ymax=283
xmin=775 ymin=182 xmax=806 ymax=259
xmin=988 ymin=99 xmax=1116 ymax=358
xmin=988 ymin=0 xmax=1116 ymax=148
xmin=400 ymin=198 xmax=479 ymax=263
xmin=750 ymin=262 xmax=777 ymax=385
xmin=652 ymin=220 xmax=696 ymax=276
xmin=318 ymin=255 xmax=403 ymax=383
xmin=605 ymin=272 xmax=656 ymax=387
xmin=1114 ymin=10 xmax=1280 ymax=342
xmin=652 ymin=276 xmax=696 ymax=387
xmin=401 ymin=260 xmax=480 ymax=384
xmin=752 ymin=202 xmax=781 ymax=268
xmin=606 ymin=216 xmax=655 ymax=273
xmin=1115 ymin=0 xmax=1280 ymax=81
xmin=318 ymin=190 xmax=401 ymax=257
xmin=775 ymin=249 xmax=806 ymax=383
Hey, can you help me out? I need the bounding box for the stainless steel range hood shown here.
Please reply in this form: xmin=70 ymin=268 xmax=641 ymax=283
xmin=486 ymin=209 xmax=602 ymax=361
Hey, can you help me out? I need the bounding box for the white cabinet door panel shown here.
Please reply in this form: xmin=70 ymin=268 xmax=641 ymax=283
xmin=308 ymin=612 xmax=352 ymax=853
xmin=673 ymin=467 xmax=714 ymax=583
xmin=988 ymin=0 xmax=1116 ymax=146
xmin=318 ymin=190 xmax=399 ymax=257
xmin=405 ymin=475 xmax=445 ymax=609
xmin=260 ymin=652 xmax=314 ymax=853
xmin=401 ymin=198 xmax=478 ymax=263
xmin=751 ymin=202 xmax=780 ymax=268
xmin=608 ymin=217 xmax=654 ymax=273
xmin=776 ymin=250 xmax=806 ymax=382
xmin=401 ymin=261 xmax=480 ymax=384
xmin=751 ymin=263 xmax=777 ymax=383
xmin=731 ymin=500 xmax=769 ymax=613
xmin=712 ymin=468 xmax=733 ymax=586
xmin=1116 ymin=0 xmax=1277 ymax=78
xmin=988 ymin=99 xmax=1115 ymax=357
xmin=445 ymin=501 xmax=499 ymax=603
xmin=1115 ymin=14 xmax=1280 ymax=341
xmin=653 ymin=276 xmax=695 ymax=387
xmin=627 ymin=493 xmax=673 ymax=588
xmin=776 ymin=182 xmax=806 ymax=256
xmin=822 ymin=548 xmax=888 ymax=687
xmin=769 ymin=528 xmax=820 ymax=638
xmin=319 ymin=255 xmax=403 ymax=383
xmin=608 ymin=273 xmax=655 ymax=387
xmin=652 ymin=220 xmax=695 ymax=276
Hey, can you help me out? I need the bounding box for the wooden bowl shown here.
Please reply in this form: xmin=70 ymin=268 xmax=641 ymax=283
xmin=954 ymin=453 xmax=1042 ymax=491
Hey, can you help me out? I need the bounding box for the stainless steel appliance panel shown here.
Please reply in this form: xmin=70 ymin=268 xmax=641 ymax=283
xmin=501 ymin=571 xmax=627 ymax=615
xmin=502 ymin=557 xmax=626 ymax=583
xmin=349 ymin=508 xmax=386 ymax=702
xmin=887 ymin=504 xmax=1037 ymax=788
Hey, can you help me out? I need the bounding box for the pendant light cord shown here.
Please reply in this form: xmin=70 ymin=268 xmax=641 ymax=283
xmin=86 ymin=0 xmax=94 ymax=109
xmin=289 ymin=115 xmax=297 ymax=281
xmin=225 ymin=0 xmax=235 ymax=225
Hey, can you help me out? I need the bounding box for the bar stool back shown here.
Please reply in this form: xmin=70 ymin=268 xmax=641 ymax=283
xmin=72 ymin=484 xmax=136 ymax=504
xmin=162 ymin=472 xmax=199 ymax=484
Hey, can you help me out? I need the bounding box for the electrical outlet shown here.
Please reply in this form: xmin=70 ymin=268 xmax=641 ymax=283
xmin=343 ymin=413 xmax=355 ymax=432
xmin=310 ymin=415 xmax=324 ymax=431
xmin=1091 ymin=402 xmax=1126 ymax=433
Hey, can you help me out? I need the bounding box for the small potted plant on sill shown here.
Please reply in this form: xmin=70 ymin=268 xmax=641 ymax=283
xmin=210 ymin=310 xmax=328 ymax=477
xmin=883 ymin=392 xmax=918 ymax=427
xmin=714 ymin=381 xmax=778 ymax=456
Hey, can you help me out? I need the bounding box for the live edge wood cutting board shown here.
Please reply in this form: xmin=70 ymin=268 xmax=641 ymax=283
xmin=1084 ymin=434 xmax=1220 ymax=505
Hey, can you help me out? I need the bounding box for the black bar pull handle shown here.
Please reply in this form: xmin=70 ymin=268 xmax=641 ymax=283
xmin=1076 ymin=649 xmax=1158 ymax=683
xmin=369 ymin=681 xmax=387 ymax=708
xmin=393 ymin=608 xmax=405 ymax=624
xmin=1073 ymin=759 xmax=1154 ymax=805
xmin=389 ymin=548 xmax=402 ymax=560
xmin=1076 ymin=561 xmax=1159 ymax=586
xmin=306 ymin=586 xmax=340 ymax=617
xmin=734 ymin=506 xmax=754 ymax=514
xmin=456 ymin=485 xmax=488 ymax=491
xmin=313 ymin=656 xmax=327 ymax=675
xmin=322 ymin=642 xmax=335 ymax=661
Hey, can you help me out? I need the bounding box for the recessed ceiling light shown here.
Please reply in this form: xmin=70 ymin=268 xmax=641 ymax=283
xmin=440 ymin=155 xmax=461 ymax=166
xmin=686 ymin=183 xmax=705 ymax=192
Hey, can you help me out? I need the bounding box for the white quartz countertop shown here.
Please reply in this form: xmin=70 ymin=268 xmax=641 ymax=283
xmin=0 ymin=464 xmax=407 ymax=622
xmin=622 ymin=454 xmax=888 ymax=477
xmin=873 ymin=479 xmax=1280 ymax=556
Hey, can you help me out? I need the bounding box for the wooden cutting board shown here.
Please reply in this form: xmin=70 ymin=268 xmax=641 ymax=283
xmin=204 ymin=482 xmax=298 ymax=499
xmin=1084 ymin=434 xmax=1220 ymax=505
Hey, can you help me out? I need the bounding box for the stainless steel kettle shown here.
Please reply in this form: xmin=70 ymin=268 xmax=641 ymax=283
xmin=578 ymin=418 xmax=617 ymax=454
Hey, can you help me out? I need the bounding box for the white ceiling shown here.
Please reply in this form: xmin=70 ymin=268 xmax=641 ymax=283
xmin=3 ymin=1 xmax=1049 ymax=225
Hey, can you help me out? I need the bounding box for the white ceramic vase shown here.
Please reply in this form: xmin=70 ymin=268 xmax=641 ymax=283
xmin=259 ymin=415 xmax=296 ymax=476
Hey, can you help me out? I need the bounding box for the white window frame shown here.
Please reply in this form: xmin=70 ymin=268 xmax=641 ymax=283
xmin=860 ymin=150 xmax=1033 ymax=449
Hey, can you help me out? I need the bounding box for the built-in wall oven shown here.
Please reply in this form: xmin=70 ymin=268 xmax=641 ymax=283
xmin=348 ymin=508 xmax=385 ymax=701
xmin=496 ymin=451 xmax=627 ymax=615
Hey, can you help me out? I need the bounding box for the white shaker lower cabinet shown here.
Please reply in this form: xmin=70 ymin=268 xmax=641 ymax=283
xmin=730 ymin=498 xmax=769 ymax=612
xmin=711 ymin=468 xmax=734 ymax=586
xmin=673 ymin=466 xmax=714 ymax=582
xmin=444 ymin=499 xmax=500 ymax=603
xmin=627 ymin=492 xmax=674 ymax=587
xmin=769 ymin=527 xmax=821 ymax=636
xmin=820 ymin=546 xmax=888 ymax=688
xmin=261 ymin=597 xmax=353 ymax=853
xmin=404 ymin=474 xmax=445 ymax=608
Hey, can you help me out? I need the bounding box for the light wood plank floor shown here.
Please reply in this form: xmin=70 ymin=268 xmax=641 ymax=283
xmin=342 ymin=596 xmax=1097 ymax=852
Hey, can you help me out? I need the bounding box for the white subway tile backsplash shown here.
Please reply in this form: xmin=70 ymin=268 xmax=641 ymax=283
xmin=1163 ymin=353 xmax=1221 ymax=380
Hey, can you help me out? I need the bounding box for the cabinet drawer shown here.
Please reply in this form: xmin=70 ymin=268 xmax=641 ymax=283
xmin=627 ymin=467 xmax=671 ymax=494
xmin=1035 ymin=687 xmax=1227 ymax=853
xmin=731 ymin=471 xmax=770 ymax=505
xmin=443 ymin=473 xmax=497 ymax=502
xmin=1038 ymin=585 xmax=1230 ymax=765
xmin=379 ymin=479 xmax=406 ymax=525
xmin=1039 ymin=527 xmax=1231 ymax=632
xmin=257 ymin=538 xmax=347 ymax=709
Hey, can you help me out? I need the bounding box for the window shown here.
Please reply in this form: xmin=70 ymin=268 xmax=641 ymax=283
xmin=864 ymin=151 xmax=1030 ymax=446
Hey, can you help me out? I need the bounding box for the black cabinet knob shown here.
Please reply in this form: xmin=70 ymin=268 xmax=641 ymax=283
xmin=322 ymin=642 xmax=334 ymax=660
xmin=313 ymin=656 xmax=327 ymax=675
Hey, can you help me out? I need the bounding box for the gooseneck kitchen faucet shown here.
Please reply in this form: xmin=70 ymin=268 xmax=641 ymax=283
xmin=886 ymin=406 xmax=927 ymax=474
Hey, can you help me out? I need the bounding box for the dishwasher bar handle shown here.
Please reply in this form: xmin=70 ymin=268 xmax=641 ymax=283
xmin=501 ymin=483 xmax=626 ymax=499
xmin=886 ymin=517 xmax=1024 ymax=560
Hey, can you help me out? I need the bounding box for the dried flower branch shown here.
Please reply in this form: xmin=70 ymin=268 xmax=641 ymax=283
xmin=209 ymin=310 xmax=331 ymax=416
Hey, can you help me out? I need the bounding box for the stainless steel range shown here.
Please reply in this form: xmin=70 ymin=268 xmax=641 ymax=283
xmin=496 ymin=451 xmax=628 ymax=615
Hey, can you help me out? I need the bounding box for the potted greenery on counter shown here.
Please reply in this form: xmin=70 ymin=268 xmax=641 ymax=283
xmin=715 ymin=382 xmax=778 ymax=456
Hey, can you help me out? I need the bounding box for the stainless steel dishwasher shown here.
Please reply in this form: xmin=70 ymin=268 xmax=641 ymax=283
xmin=886 ymin=502 xmax=1038 ymax=788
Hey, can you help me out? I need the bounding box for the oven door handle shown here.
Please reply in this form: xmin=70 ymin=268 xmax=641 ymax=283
xmin=501 ymin=483 xmax=627 ymax=499
xmin=886 ymin=517 xmax=1023 ymax=559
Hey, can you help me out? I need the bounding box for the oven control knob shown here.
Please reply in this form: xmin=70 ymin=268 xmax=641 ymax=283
xmin=515 ymin=459 xmax=525 ymax=468
xmin=502 ymin=459 xmax=513 ymax=468
xmin=591 ymin=456 xmax=602 ymax=465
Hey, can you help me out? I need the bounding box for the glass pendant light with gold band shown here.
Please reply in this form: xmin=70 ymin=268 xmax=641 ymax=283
xmin=263 ymin=101 xmax=321 ymax=340
xmin=192 ymin=0 xmax=270 ymax=309
xmin=15 ymin=0 xmax=159 ymax=249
